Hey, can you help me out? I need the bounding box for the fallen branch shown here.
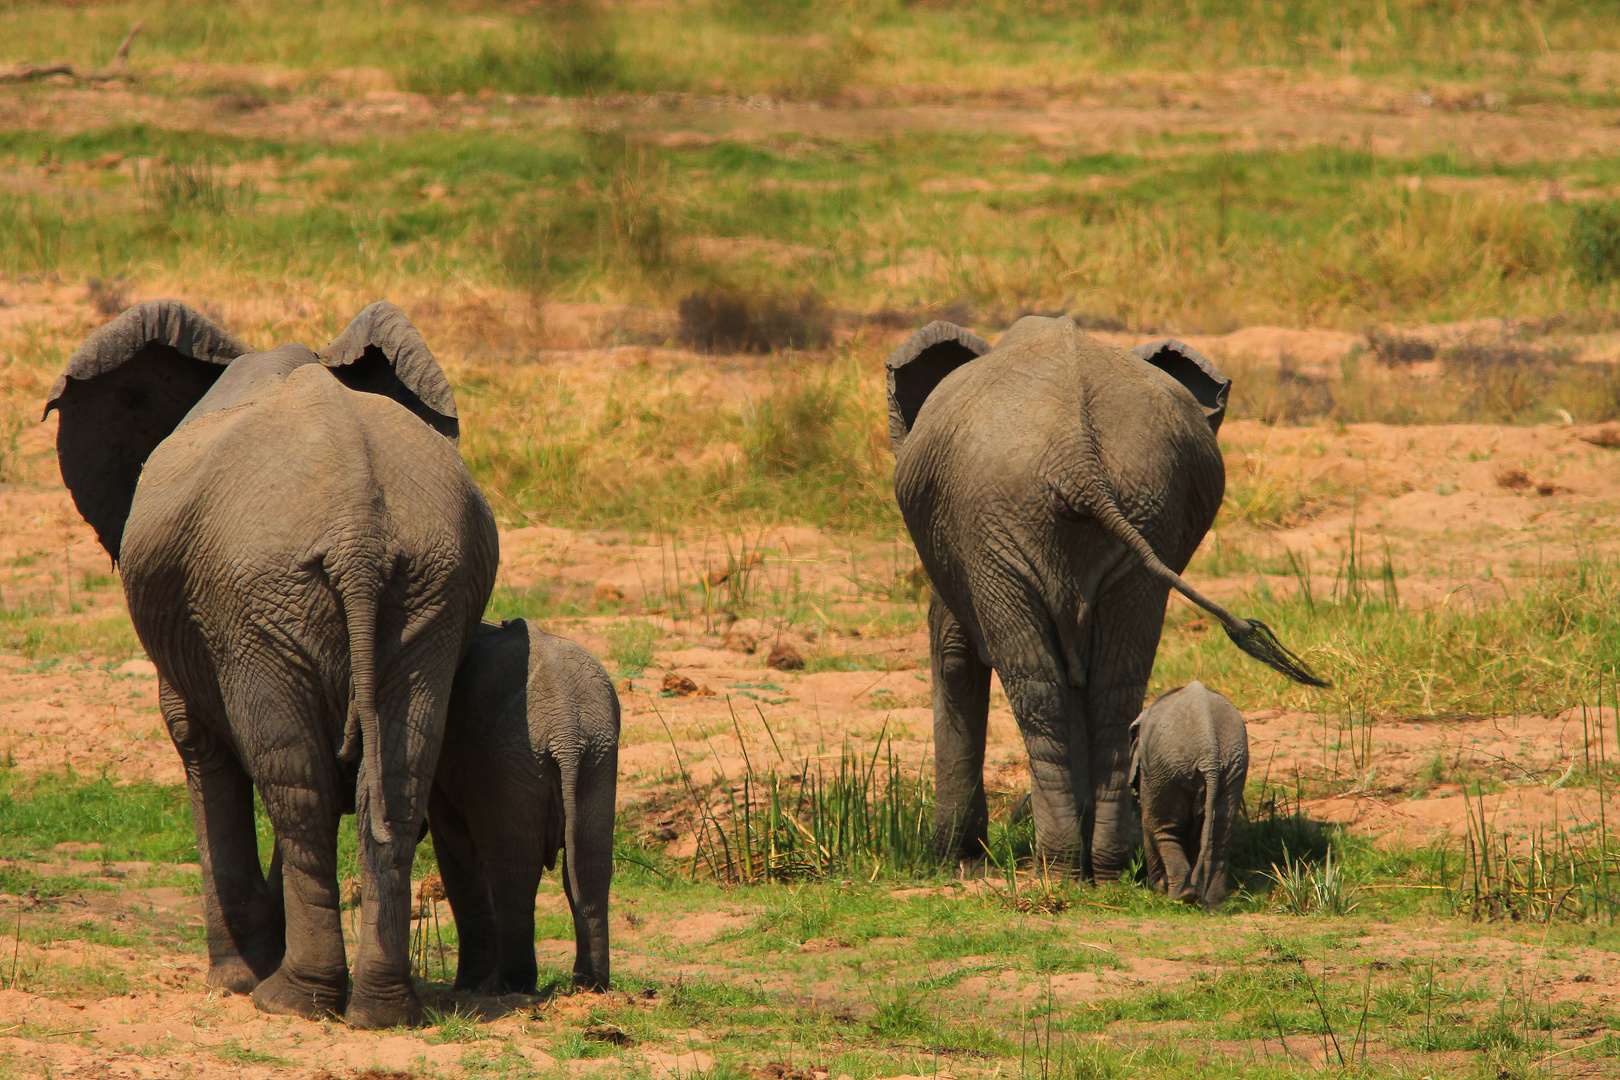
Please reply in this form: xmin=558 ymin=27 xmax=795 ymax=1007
xmin=0 ymin=23 xmax=141 ymax=85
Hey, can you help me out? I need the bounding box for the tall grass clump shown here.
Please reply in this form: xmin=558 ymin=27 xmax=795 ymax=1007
xmin=139 ymin=158 xmax=237 ymax=216
xmin=1569 ymin=201 xmax=1620 ymax=285
xmin=1456 ymin=714 xmax=1620 ymax=923
xmin=669 ymin=725 xmax=937 ymax=883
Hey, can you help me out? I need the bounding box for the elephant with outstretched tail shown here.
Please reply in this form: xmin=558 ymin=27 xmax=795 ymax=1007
xmin=887 ymin=316 xmax=1324 ymax=879
xmin=46 ymin=301 xmax=498 ymax=1027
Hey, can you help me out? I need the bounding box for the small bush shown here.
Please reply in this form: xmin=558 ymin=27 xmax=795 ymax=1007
xmin=676 ymin=289 xmax=830 ymax=353
xmin=407 ymin=5 xmax=626 ymax=98
xmin=743 ymin=374 xmax=845 ymax=475
xmin=1364 ymin=324 xmax=1435 ymax=364
xmin=1570 ymin=201 xmax=1620 ymax=285
xmin=499 ymin=132 xmax=671 ymax=291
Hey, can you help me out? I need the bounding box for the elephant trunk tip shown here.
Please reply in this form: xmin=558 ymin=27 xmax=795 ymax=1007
xmin=1224 ymin=618 xmax=1331 ymax=689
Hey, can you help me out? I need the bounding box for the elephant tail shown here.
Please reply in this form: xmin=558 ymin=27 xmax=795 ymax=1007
xmin=1193 ymin=768 xmax=1221 ymax=905
xmin=334 ymin=557 xmax=394 ymax=845
xmin=1048 ymin=472 xmax=1329 ymax=688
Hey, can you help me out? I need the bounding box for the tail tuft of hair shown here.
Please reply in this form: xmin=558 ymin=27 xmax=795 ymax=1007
xmin=1224 ymin=618 xmax=1330 ymax=688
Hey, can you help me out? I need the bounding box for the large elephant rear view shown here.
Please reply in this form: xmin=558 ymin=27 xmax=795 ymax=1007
xmin=888 ymin=316 xmax=1323 ymax=878
xmin=46 ymin=300 xmax=498 ymax=1027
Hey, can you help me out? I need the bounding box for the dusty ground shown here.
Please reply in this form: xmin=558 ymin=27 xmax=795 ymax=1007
xmin=5 ymin=340 xmax=1620 ymax=1074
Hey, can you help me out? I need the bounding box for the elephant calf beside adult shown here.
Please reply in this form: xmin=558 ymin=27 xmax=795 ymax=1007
xmin=887 ymin=316 xmax=1326 ymax=879
xmin=46 ymin=300 xmax=498 ymax=1027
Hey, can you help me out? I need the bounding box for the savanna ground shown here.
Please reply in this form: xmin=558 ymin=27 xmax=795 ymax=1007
xmin=8 ymin=1 xmax=1620 ymax=1077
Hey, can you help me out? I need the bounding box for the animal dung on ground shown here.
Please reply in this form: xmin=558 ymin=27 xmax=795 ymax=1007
xmin=1494 ymin=465 xmax=1532 ymax=490
xmin=723 ymin=628 xmax=758 ymax=653
xmin=593 ymin=581 xmax=627 ymax=603
xmin=766 ymin=642 xmax=804 ymax=670
xmin=582 ymin=1022 xmax=632 ymax=1045
xmin=753 ymin=1065 xmax=830 ymax=1080
xmin=660 ymin=671 xmax=714 ymax=697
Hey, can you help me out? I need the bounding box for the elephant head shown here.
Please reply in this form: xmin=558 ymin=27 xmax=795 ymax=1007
xmin=45 ymin=299 xmax=461 ymax=561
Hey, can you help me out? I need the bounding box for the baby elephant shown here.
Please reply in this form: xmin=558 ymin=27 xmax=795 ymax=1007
xmin=429 ymin=619 xmax=619 ymax=993
xmin=1131 ymin=681 xmax=1248 ymax=909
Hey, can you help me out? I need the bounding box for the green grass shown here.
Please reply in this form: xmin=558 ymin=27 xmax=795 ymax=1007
xmin=3 ymin=771 xmax=1618 ymax=1078
xmin=7 ymin=121 xmax=1620 ymax=333
xmin=1152 ymin=552 xmax=1620 ymax=717
xmin=8 ymin=0 xmax=1620 ymax=100
xmin=0 ymin=771 xmax=194 ymax=864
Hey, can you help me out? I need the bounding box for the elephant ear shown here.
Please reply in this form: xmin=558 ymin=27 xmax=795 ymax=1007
xmin=1131 ymin=338 xmax=1231 ymax=434
xmin=44 ymin=300 xmax=252 ymax=561
xmin=318 ymin=302 xmax=459 ymax=442
xmin=885 ymin=320 xmax=991 ymax=453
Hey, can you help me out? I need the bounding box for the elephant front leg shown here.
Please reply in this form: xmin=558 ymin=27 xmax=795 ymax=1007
xmin=927 ymin=595 xmax=993 ymax=864
xmin=161 ymin=680 xmax=284 ymax=993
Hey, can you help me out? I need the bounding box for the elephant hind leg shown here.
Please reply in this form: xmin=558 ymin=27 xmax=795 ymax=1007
xmin=928 ymin=595 xmax=993 ymax=864
xmin=161 ymin=679 xmax=284 ymax=994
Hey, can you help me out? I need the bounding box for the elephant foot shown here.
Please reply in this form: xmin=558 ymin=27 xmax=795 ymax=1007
xmin=1008 ymin=793 xmax=1033 ymax=825
xmin=345 ymin=983 xmax=424 ymax=1029
xmin=205 ymin=953 xmax=275 ymax=995
xmin=571 ymin=969 xmax=607 ymax=994
xmin=251 ymin=967 xmax=347 ymax=1020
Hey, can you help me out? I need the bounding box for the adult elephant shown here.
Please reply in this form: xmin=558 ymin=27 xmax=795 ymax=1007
xmin=887 ymin=316 xmax=1325 ymax=879
xmin=46 ymin=300 xmax=498 ymax=1027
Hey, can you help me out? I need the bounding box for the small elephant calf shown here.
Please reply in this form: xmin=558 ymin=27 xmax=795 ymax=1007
xmin=1131 ymin=681 xmax=1248 ymax=910
xmin=429 ymin=619 xmax=619 ymax=993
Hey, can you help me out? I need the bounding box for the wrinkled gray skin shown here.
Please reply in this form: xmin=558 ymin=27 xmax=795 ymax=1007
xmin=1131 ymin=682 xmax=1248 ymax=909
xmin=45 ymin=301 xmax=498 ymax=1028
xmin=889 ymin=316 xmax=1321 ymax=878
xmin=428 ymin=619 xmax=619 ymax=994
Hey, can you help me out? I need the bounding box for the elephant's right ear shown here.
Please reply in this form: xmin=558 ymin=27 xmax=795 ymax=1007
xmin=319 ymin=302 xmax=459 ymax=442
xmin=885 ymin=320 xmax=991 ymax=453
xmin=44 ymin=300 xmax=252 ymax=561
xmin=1131 ymin=338 xmax=1231 ymax=434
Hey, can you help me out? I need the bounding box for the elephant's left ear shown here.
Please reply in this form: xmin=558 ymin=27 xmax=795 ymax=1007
xmin=885 ymin=320 xmax=991 ymax=453
xmin=1131 ymin=339 xmax=1231 ymax=435
xmin=319 ymin=302 xmax=459 ymax=442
